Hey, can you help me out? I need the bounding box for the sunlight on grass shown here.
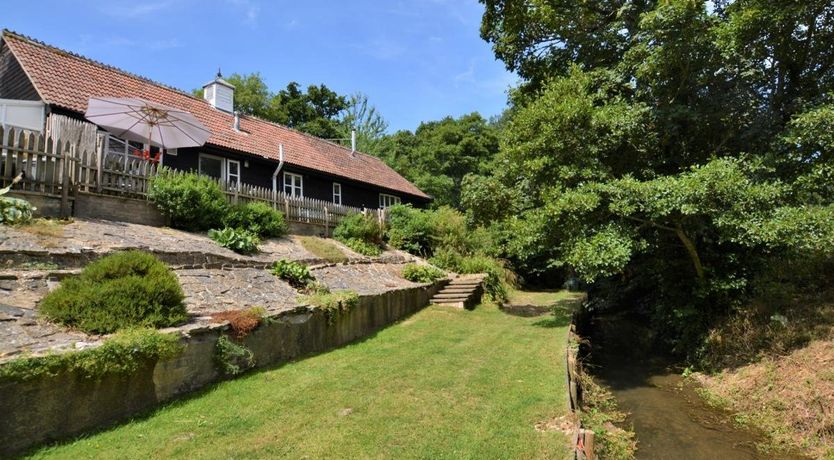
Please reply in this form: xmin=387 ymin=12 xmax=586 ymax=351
xmin=298 ymin=236 xmax=348 ymax=263
xmin=27 ymin=298 xmax=575 ymax=460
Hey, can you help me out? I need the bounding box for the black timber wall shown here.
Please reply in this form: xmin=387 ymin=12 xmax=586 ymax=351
xmin=0 ymin=41 xmax=40 ymax=101
xmin=164 ymin=147 xmax=427 ymax=209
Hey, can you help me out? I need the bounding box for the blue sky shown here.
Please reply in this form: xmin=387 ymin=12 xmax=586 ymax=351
xmin=3 ymin=0 xmax=516 ymax=132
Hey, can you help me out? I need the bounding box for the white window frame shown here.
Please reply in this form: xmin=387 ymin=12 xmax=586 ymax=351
xmin=379 ymin=193 xmax=401 ymax=209
xmin=198 ymin=152 xmax=225 ymax=179
xmin=284 ymin=172 xmax=303 ymax=197
xmin=333 ymin=182 xmax=342 ymax=205
xmin=226 ymin=159 xmax=241 ymax=190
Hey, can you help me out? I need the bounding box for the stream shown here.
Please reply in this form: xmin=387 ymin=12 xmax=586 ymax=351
xmin=584 ymin=314 xmax=807 ymax=460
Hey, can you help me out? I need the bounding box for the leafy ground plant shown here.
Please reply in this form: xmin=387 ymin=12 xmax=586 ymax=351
xmin=39 ymin=251 xmax=187 ymax=334
xmin=0 ymin=173 xmax=34 ymax=225
xmin=209 ymin=227 xmax=260 ymax=254
xmin=270 ymin=259 xmax=314 ymax=290
xmin=341 ymin=238 xmax=382 ymax=257
xmin=401 ymin=263 xmax=446 ymax=283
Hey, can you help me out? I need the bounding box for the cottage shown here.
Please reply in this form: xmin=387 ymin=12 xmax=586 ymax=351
xmin=0 ymin=30 xmax=430 ymax=210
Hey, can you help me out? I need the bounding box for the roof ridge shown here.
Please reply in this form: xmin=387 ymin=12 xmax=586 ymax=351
xmin=1 ymin=29 xmax=202 ymax=103
xmin=2 ymin=30 xmax=388 ymax=165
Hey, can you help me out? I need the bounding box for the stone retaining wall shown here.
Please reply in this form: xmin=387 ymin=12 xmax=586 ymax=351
xmin=74 ymin=192 xmax=168 ymax=226
xmin=0 ymin=281 xmax=444 ymax=457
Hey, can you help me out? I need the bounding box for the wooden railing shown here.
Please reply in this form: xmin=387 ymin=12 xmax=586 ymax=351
xmin=0 ymin=125 xmax=383 ymax=226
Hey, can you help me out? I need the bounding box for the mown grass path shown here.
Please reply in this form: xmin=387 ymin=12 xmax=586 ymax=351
xmin=28 ymin=294 xmax=578 ymax=460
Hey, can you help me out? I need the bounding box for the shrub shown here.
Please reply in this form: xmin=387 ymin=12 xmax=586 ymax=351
xmin=341 ymin=238 xmax=383 ymax=257
xmin=270 ymin=259 xmax=314 ymax=289
xmin=209 ymin=227 xmax=260 ymax=254
xmin=215 ymin=335 xmax=254 ymax=376
xmin=210 ymin=307 xmax=267 ymax=338
xmin=300 ymin=290 xmax=359 ymax=325
xmin=148 ymin=168 xmax=228 ymax=231
xmin=386 ymin=204 xmax=435 ymax=256
xmin=334 ymin=212 xmax=384 ymax=246
xmin=401 ymin=263 xmax=446 ymax=283
xmin=223 ymin=201 xmax=287 ymax=238
xmin=0 ymin=173 xmax=34 ymax=225
xmin=0 ymin=328 xmax=182 ymax=382
xmin=39 ymin=251 xmax=187 ymax=334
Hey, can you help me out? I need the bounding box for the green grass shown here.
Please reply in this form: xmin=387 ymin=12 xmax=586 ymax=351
xmin=298 ymin=236 xmax=348 ymax=263
xmin=27 ymin=297 xmax=574 ymax=460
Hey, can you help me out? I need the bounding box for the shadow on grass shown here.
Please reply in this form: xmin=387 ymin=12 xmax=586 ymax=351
xmin=531 ymin=310 xmax=573 ymax=329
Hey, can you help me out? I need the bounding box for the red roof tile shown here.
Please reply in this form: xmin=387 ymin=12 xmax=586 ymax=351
xmin=2 ymin=31 xmax=429 ymax=200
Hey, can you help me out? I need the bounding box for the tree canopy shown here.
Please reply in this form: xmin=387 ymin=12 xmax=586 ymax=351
xmin=471 ymin=0 xmax=834 ymax=347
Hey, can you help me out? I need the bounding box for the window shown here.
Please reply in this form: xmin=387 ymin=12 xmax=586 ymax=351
xmin=379 ymin=193 xmax=401 ymax=209
xmin=198 ymin=153 xmax=224 ymax=179
xmin=333 ymin=182 xmax=342 ymax=205
xmin=227 ymin=159 xmax=240 ymax=190
xmin=284 ymin=172 xmax=303 ymax=197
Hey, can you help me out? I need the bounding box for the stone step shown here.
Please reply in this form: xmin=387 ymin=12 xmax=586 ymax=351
xmin=431 ymin=300 xmax=466 ymax=308
xmin=441 ymin=286 xmax=479 ymax=294
xmin=436 ymin=293 xmax=475 ymax=299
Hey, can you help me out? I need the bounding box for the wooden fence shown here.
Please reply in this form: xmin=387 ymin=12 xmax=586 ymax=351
xmin=0 ymin=125 xmax=384 ymax=227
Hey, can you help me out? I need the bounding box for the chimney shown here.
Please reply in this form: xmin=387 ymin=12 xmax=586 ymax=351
xmin=351 ymin=129 xmax=356 ymax=155
xmin=202 ymin=69 xmax=235 ymax=113
xmin=233 ymin=111 xmax=241 ymax=132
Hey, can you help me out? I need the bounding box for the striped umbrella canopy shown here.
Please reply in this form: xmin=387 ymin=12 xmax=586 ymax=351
xmin=84 ymin=97 xmax=212 ymax=149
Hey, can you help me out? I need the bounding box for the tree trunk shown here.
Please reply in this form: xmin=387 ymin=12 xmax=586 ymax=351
xmin=675 ymin=223 xmax=705 ymax=281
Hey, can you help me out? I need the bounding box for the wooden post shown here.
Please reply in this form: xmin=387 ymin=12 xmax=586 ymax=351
xmin=97 ymin=135 xmax=106 ymax=193
xmin=324 ymin=206 xmax=330 ymax=237
xmin=60 ymin=149 xmax=70 ymax=218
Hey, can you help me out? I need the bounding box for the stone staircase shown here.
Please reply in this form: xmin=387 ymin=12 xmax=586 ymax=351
xmin=430 ymin=274 xmax=487 ymax=309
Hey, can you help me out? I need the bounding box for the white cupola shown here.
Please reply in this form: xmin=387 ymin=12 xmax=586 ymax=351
xmin=202 ymin=69 xmax=235 ymax=113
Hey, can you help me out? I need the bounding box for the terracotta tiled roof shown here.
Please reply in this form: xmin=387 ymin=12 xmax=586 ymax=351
xmin=1 ymin=30 xmax=430 ymax=200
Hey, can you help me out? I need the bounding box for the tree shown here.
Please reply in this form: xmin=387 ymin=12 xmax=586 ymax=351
xmin=376 ymin=113 xmax=501 ymax=209
xmin=193 ymin=74 xmax=349 ymax=139
xmin=474 ymin=0 xmax=834 ymax=348
xmin=339 ymin=93 xmax=389 ymax=155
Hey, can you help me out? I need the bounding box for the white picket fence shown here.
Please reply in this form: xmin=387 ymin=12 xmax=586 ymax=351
xmin=0 ymin=125 xmax=384 ymax=226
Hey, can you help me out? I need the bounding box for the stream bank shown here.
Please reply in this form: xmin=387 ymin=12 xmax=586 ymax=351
xmin=581 ymin=312 xmax=808 ymax=460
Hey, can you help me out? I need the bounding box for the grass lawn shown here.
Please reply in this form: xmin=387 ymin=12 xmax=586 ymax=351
xmin=297 ymin=236 xmax=348 ymax=263
xmin=28 ymin=294 xmax=575 ymax=460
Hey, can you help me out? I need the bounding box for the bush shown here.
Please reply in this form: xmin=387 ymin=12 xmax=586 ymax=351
xmin=270 ymin=259 xmax=314 ymax=289
xmin=334 ymin=212 xmax=384 ymax=246
xmin=148 ymin=168 xmax=228 ymax=231
xmin=209 ymin=227 xmax=260 ymax=254
xmin=386 ymin=204 xmax=434 ymax=256
xmin=223 ymin=201 xmax=287 ymax=238
xmin=215 ymin=335 xmax=254 ymax=376
xmin=210 ymin=307 xmax=266 ymax=338
xmin=401 ymin=263 xmax=446 ymax=283
xmin=40 ymin=251 xmax=187 ymax=334
xmin=341 ymin=238 xmax=383 ymax=257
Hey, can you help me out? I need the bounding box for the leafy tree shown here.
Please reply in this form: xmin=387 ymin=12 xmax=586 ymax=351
xmin=193 ymin=73 xmax=349 ymax=139
xmin=339 ymin=93 xmax=389 ymax=155
xmin=377 ymin=113 xmax=501 ymax=209
xmin=474 ymin=0 xmax=834 ymax=348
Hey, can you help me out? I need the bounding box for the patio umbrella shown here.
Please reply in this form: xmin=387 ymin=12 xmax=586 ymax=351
xmin=84 ymin=97 xmax=212 ymax=149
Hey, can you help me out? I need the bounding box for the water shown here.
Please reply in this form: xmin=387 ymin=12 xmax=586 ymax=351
xmin=585 ymin=314 xmax=807 ymax=460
